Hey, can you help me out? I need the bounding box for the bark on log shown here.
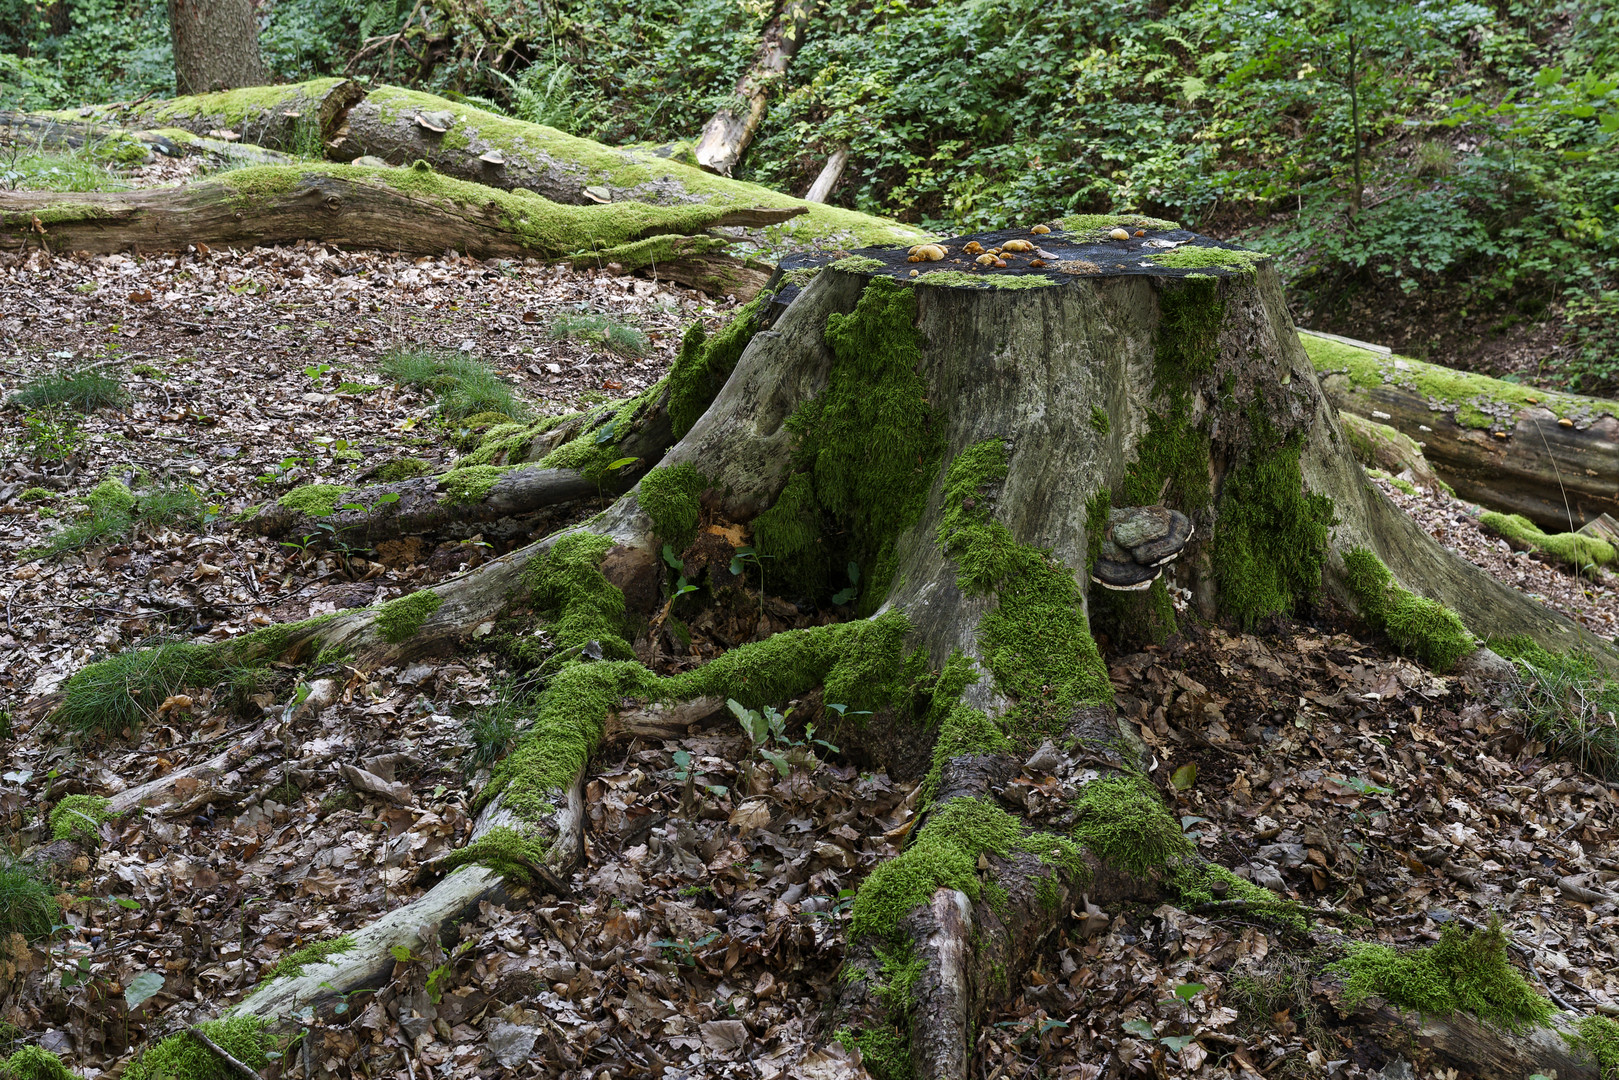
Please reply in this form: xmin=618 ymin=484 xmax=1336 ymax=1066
xmin=52 ymin=77 xmax=364 ymax=152
xmin=65 ymin=227 xmax=1617 ymax=1077
xmin=166 ymin=0 xmax=268 ymax=96
xmin=1301 ymin=329 xmax=1619 ymax=531
xmin=0 ymin=165 xmax=804 ymax=271
xmin=0 ymin=109 xmax=299 ymax=169
xmin=693 ymin=0 xmax=817 ymax=176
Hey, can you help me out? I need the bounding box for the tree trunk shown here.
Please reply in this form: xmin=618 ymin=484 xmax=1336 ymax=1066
xmin=693 ymin=0 xmax=818 ymax=176
xmin=166 ymin=0 xmax=267 ymax=96
xmin=0 ymin=166 xmax=803 ymax=274
xmin=1301 ymin=330 xmax=1619 ymax=530
xmin=54 ymin=225 xmax=1616 ymax=1077
xmin=803 ymin=146 xmax=849 ymax=203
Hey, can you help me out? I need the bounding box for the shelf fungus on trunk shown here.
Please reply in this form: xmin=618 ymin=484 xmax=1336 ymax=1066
xmin=1090 ymin=505 xmax=1194 ymax=590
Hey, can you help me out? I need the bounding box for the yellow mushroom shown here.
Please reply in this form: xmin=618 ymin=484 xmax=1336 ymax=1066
xmin=1002 ymin=239 xmax=1034 ymax=253
xmin=1030 ymin=224 xmax=1051 ymax=235
xmin=1109 ymin=228 xmax=1130 ymax=241
xmin=976 ymin=253 xmax=999 ymax=265
xmin=963 ymin=241 xmax=984 ymax=255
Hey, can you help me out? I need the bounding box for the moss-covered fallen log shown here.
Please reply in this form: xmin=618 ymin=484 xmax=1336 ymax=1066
xmin=50 ymin=77 xmax=363 ymax=153
xmin=0 ymin=163 xmax=804 ymax=274
xmin=1301 ymin=330 xmax=1619 ymax=531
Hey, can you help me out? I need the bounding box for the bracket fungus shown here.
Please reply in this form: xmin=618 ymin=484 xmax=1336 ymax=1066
xmin=1090 ymin=504 xmax=1194 ymax=590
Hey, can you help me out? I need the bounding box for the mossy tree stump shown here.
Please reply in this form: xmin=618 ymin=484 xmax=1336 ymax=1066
xmin=50 ymin=222 xmax=1617 ymax=1079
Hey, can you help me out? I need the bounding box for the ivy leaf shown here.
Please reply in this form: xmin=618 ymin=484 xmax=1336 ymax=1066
xmin=124 ymin=970 xmax=164 ymax=1011
xmin=1173 ymin=982 xmax=1206 ymax=1000
xmin=606 ymin=456 xmax=639 ymax=471
xmin=1160 ymin=1034 xmax=1196 ymax=1052
xmin=1170 ymin=763 xmax=1198 ymax=789
xmin=662 ymin=543 xmax=683 ymax=570
xmin=594 ymin=422 xmax=617 ymax=445
xmin=1121 ymin=1018 xmax=1155 ymax=1038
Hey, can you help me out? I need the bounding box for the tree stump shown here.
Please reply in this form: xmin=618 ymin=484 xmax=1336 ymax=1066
xmin=50 ymin=220 xmax=1616 ymax=1078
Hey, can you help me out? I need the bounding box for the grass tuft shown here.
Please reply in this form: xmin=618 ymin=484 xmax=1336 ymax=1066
xmin=29 ymin=479 xmax=205 ymax=558
xmin=53 ymin=641 xmax=243 ymax=737
xmin=0 ymin=858 xmax=57 ymax=942
xmin=549 ymin=312 xmax=650 ymax=357
xmin=378 ymin=349 xmax=528 ymax=421
xmin=8 ymin=369 xmax=129 ymax=412
xmin=1491 ymin=635 xmax=1619 ymax=780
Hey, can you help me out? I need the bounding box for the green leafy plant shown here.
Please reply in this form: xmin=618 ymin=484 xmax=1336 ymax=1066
xmin=16 ymin=407 xmax=81 ymax=463
xmin=728 ymin=698 xmax=839 ymax=776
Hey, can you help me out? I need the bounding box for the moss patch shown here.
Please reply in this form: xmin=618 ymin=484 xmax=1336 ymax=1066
xmin=1341 ymin=548 xmax=1475 ymax=672
xmin=1 ymin=1046 xmax=78 ymax=1080
xmin=936 ymin=440 xmax=1112 ymax=723
xmin=85 ymin=479 xmax=134 ymax=517
xmin=829 ymin=256 xmax=885 ymax=272
xmin=439 ymin=464 xmax=510 ymax=505
xmin=1300 ymin=333 xmax=1616 ymax=432
xmin=440 ymin=825 xmax=553 ymax=881
xmin=1148 ymin=245 xmax=1269 ymax=277
xmin=913 ymin=270 xmax=1057 ymax=289
xmin=123 ymin=1015 xmax=278 ymax=1080
xmin=375 ymin=590 xmax=443 ymax=644
xmin=49 ymin=795 xmax=111 ymax=844
xmin=666 ymin=295 xmax=767 ymax=439
xmin=1120 ymin=278 xmax=1220 ymax=511
xmin=1480 ymin=511 xmax=1616 ymax=571
xmin=1573 ymin=1015 xmax=1619 ymax=1079
xmin=277 ymin=483 xmax=349 ymax=518
xmin=377 ymin=457 xmax=432 ymax=482
xmin=261 ymin=934 xmax=356 ymax=983
xmin=1211 ymin=414 xmax=1335 ymax=628
xmin=752 ymin=277 xmax=944 ymax=611
xmin=1328 ymin=919 xmax=1553 ymax=1033
xmin=1060 ymin=212 xmax=1180 ymax=240
xmin=1070 ymin=775 xmax=1192 ymax=877
xmin=848 ymin=796 xmax=1083 ymax=943
xmin=638 ymin=462 xmax=708 ymax=550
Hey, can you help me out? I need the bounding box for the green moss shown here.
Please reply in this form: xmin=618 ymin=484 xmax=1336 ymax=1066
xmin=1 ymin=1046 xmax=78 ymax=1080
xmin=1480 ymin=511 xmax=1616 ymax=570
xmin=1328 ymin=919 xmax=1553 ymax=1032
xmin=638 ymin=462 xmax=708 ymax=550
xmin=912 ymin=270 xmax=1057 ymax=289
xmin=49 ymin=795 xmax=111 ymax=844
xmin=123 ymin=1015 xmax=278 ymax=1080
xmin=1341 ymin=548 xmax=1474 ymax=671
xmin=462 ymin=410 xmax=577 ymax=467
xmin=374 ymin=589 xmax=443 ymax=644
xmin=829 ymin=256 xmax=886 ymax=272
xmin=377 ymin=457 xmax=432 ymax=482
xmin=936 ymin=440 xmax=1112 ymax=721
xmin=84 ymin=479 xmax=134 ymax=518
xmin=920 ymin=704 xmax=1011 ymax=801
xmin=359 ymin=86 xmax=929 ymax=250
xmin=1299 ymin=333 xmax=1615 ymax=432
xmin=439 ymin=464 xmax=509 ymax=504
xmin=1070 ymin=775 xmax=1192 ymax=877
xmin=1170 ymin=861 xmax=1311 ymax=932
xmin=134 ymin=78 xmax=345 ymax=129
xmin=837 ymin=1025 xmax=912 ymax=1080
xmin=1120 ymin=278 xmax=1223 ymax=511
xmin=755 ymin=278 xmax=944 ymax=609
xmin=1211 ymin=417 xmax=1335 ymax=628
xmin=849 ymin=796 xmax=1083 ymax=943
xmin=537 ymin=382 xmax=666 ymax=482
xmin=573 ymin=233 xmax=729 ymax=271
xmin=1148 ymin=245 xmax=1269 ymax=277
xmin=1367 ymin=467 xmax=1420 ymax=496
xmin=1090 ymin=407 xmax=1110 ymax=435
xmin=666 ymin=295 xmax=767 ymax=438
xmin=276 ymin=483 xmax=349 ymax=518
xmin=19 ymin=488 xmax=58 ymax=502
xmin=261 ymin=934 xmax=356 ymax=983
xmin=55 ymin=642 xmax=220 ymax=736
xmin=1061 ymin=212 xmax=1180 ymax=240
xmin=1573 ymin=1015 xmax=1619 ymax=1079
xmin=874 ymin=942 xmax=926 ymax=1013
xmin=440 ymin=825 xmax=554 ymax=882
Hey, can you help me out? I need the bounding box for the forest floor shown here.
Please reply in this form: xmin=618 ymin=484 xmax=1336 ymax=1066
xmin=2 ymin=234 xmax=1619 ymax=1080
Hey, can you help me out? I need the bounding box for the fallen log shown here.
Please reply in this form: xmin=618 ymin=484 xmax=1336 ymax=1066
xmin=693 ymin=0 xmax=818 ymax=176
xmin=0 ymin=164 xmax=804 ymax=279
xmin=49 ymin=77 xmax=364 ymax=152
xmin=1300 ymin=329 xmax=1619 ymax=531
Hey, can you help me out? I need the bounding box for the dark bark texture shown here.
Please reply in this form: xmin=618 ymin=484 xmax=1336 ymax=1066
xmin=166 ymin=0 xmax=267 ymax=95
